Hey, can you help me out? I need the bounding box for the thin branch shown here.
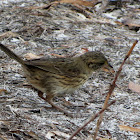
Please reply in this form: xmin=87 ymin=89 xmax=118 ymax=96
xmin=68 ymin=40 xmax=138 ymax=140
xmin=93 ymin=40 xmax=138 ymax=139
xmin=68 ymin=100 xmax=116 ymax=140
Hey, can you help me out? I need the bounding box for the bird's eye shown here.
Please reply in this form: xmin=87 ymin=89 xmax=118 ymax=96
xmin=88 ymin=62 xmax=105 ymax=70
xmin=98 ymin=62 xmax=105 ymax=66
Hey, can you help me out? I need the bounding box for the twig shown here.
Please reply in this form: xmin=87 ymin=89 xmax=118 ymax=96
xmin=93 ymin=40 xmax=138 ymax=139
xmin=68 ymin=40 xmax=138 ymax=140
xmin=68 ymin=100 xmax=116 ymax=140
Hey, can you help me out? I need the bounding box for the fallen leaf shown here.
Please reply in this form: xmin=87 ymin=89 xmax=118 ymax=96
xmin=24 ymin=53 xmax=41 ymax=60
xmin=60 ymin=0 xmax=98 ymax=7
xmin=81 ymin=48 xmax=89 ymax=52
xmin=133 ymin=122 xmax=140 ymax=127
xmin=0 ymin=89 xmax=9 ymax=94
xmin=119 ymin=125 xmax=140 ymax=133
xmin=128 ymin=81 xmax=140 ymax=94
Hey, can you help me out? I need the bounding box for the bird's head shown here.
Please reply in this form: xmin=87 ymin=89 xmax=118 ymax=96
xmin=80 ymin=51 xmax=114 ymax=73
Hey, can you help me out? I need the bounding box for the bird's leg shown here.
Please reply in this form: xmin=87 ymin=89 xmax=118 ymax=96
xmin=46 ymin=94 xmax=73 ymax=117
xmin=38 ymin=90 xmax=46 ymax=100
xmin=38 ymin=91 xmax=73 ymax=117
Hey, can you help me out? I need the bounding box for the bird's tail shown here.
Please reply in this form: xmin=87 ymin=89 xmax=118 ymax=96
xmin=0 ymin=43 xmax=25 ymax=66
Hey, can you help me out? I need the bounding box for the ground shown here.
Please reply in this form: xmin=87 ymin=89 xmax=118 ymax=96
xmin=0 ymin=0 xmax=140 ymax=140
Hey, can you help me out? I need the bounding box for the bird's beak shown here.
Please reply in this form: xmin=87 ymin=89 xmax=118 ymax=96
xmin=102 ymin=62 xmax=115 ymax=74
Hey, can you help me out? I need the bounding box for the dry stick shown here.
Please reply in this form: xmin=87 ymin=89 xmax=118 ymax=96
xmin=68 ymin=100 xmax=116 ymax=140
xmin=69 ymin=40 xmax=138 ymax=140
xmin=93 ymin=40 xmax=138 ymax=140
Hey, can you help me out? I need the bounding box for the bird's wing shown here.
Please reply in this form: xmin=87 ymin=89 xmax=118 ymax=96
xmin=25 ymin=57 xmax=81 ymax=77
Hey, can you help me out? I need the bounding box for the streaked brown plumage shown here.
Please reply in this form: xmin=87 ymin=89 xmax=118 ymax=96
xmin=0 ymin=43 xmax=114 ymax=116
